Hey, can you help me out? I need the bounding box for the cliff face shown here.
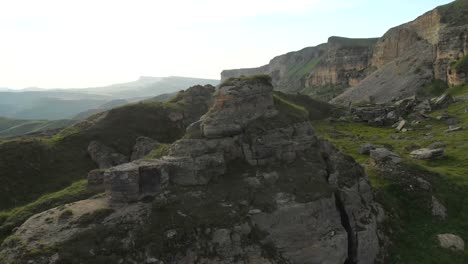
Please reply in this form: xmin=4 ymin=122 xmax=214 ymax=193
xmin=222 ymin=37 xmax=377 ymax=101
xmin=223 ymin=0 xmax=468 ymax=104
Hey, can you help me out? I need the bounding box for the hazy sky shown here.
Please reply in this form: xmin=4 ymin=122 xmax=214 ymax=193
xmin=0 ymin=0 xmax=453 ymax=89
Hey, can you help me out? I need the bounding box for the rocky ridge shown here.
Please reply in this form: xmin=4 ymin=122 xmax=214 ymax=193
xmin=222 ymin=0 xmax=468 ymax=104
xmin=0 ymin=77 xmax=382 ymax=264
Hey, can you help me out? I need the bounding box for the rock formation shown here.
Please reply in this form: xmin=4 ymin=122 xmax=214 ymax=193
xmin=222 ymin=37 xmax=377 ymax=101
xmin=222 ymin=0 xmax=468 ymax=104
xmin=0 ymin=76 xmax=382 ymax=264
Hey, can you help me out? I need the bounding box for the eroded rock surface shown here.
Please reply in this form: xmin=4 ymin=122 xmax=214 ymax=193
xmin=0 ymin=77 xmax=382 ymax=264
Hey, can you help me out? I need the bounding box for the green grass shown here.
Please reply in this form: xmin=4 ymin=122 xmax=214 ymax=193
xmin=145 ymin=144 xmax=170 ymax=159
xmin=286 ymin=57 xmax=321 ymax=79
xmin=451 ymin=55 xmax=468 ymax=74
xmin=312 ymin=100 xmax=468 ymax=263
xmin=0 ymin=86 xmax=214 ymax=212
xmin=447 ymin=84 xmax=468 ymax=97
xmin=220 ymin=74 xmax=272 ymax=87
xmin=328 ymin=36 xmax=379 ymax=48
xmin=438 ymin=0 xmax=468 ymax=26
xmin=0 ymin=180 xmax=100 ymax=243
xmin=418 ymin=79 xmax=448 ymax=98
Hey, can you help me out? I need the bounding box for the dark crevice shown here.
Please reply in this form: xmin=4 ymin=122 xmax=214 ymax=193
xmin=335 ymin=191 xmax=357 ymax=264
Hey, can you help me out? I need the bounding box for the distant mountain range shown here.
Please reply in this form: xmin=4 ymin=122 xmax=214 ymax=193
xmin=0 ymin=76 xmax=219 ymax=121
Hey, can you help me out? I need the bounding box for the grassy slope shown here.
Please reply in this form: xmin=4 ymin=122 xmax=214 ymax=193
xmin=438 ymin=0 xmax=468 ymax=26
xmin=312 ymin=89 xmax=468 ymax=263
xmin=0 ymin=89 xmax=212 ymax=211
xmin=0 ymin=88 xmax=213 ymax=245
xmin=0 ymin=119 xmax=77 ymax=138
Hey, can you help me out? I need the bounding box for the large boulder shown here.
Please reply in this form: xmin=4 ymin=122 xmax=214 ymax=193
xmin=410 ymin=148 xmax=444 ymax=160
xmin=437 ymin=234 xmax=465 ymax=251
xmin=370 ymin=148 xmax=402 ymax=164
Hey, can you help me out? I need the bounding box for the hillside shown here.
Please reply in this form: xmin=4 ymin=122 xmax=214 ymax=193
xmin=222 ymin=0 xmax=468 ymax=104
xmin=0 ymin=76 xmax=381 ymax=264
xmin=0 ymin=118 xmax=77 ymax=139
xmin=0 ymin=76 xmax=219 ymax=120
xmin=0 ymin=85 xmax=216 ymax=213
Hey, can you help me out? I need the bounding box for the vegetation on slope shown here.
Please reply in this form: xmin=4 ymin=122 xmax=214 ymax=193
xmin=0 ymin=118 xmax=76 ymax=138
xmin=220 ymin=74 xmax=272 ymax=88
xmin=312 ymin=91 xmax=468 ymax=262
xmin=438 ymin=0 xmax=468 ymax=26
xmin=0 ymin=87 xmax=214 ymax=211
xmin=0 ymin=180 xmax=101 ymax=242
xmin=451 ymin=55 xmax=468 ymax=74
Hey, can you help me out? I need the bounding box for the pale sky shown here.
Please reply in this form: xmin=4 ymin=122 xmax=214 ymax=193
xmin=0 ymin=0 xmax=453 ymax=89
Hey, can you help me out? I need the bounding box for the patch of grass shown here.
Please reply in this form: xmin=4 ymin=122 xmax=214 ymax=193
xmin=286 ymin=57 xmax=321 ymax=79
xmin=438 ymin=0 xmax=468 ymax=26
xmin=328 ymin=36 xmax=379 ymax=48
xmin=145 ymin=144 xmax=170 ymax=159
xmin=273 ymin=91 xmax=339 ymax=120
xmin=418 ymin=79 xmax=448 ymax=98
xmin=0 ymin=180 xmax=100 ymax=243
xmin=447 ymin=84 xmax=468 ymax=97
xmin=312 ymin=100 xmax=468 ymax=263
xmin=451 ymin=55 xmax=468 ymax=74
xmin=220 ymin=74 xmax=272 ymax=87
xmin=273 ymin=94 xmax=309 ymax=122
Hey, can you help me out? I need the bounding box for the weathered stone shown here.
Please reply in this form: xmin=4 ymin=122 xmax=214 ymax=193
xmin=445 ymin=126 xmax=463 ymax=133
xmin=416 ymin=177 xmax=432 ymax=190
xmin=437 ymin=234 xmax=465 ymax=251
xmin=410 ymin=148 xmax=444 ymax=160
xmin=251 ymin=196 xmax=348 ymax=264
xmin=432 ymin=196 xmax=447 ymax=219
xmin=427 ymin=142 xmax=445 ymax=150
xmin=446 ymin=118 xmax=462 ymax=126
xmin=87 ymin=141 xmax=128 ymax=169
xmin=370 ymin=148 xmax=402 ymax=164
xmin=87 ymin=169 xmax=105 ymax=186
xmin=359 ymin=143 xmax=375 ymax=155
xmin=131 ymin=136 xmax=160 ymax=161
xmin=396 ymin=120 xmax=406 ymax=131
xmin=432 ymin=94 xmax=454 ymax=109
xmin=200 ymin=79 xmax=276 ymax=138
xmin=104 ymin=160 xmax=169 ymax=202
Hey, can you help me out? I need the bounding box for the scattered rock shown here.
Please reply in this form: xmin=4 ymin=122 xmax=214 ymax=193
xmin=437 ymin=234 xmax=464 ymax=251
xmin=370 ymin=148 xmax=402 ymax=164
xmin=427 ymin=142 xmax=445 ymax=150
xmin=395 ymin=120 xmax=406 ymax=131
xmin=431 ymin=94 xmax=454 ymax=109
xmin=261 ymin=171 xmax=279 ymax=184
xmin=87 ymin=141 xmax=128 ymax=169
xmin=244 ymin=177 xmax=261 ymax=188
xmin=359 ymin=143 xmax=376 ymax=155
xmin=431 ymin=196 xmax=447 ymax=219
xmin=436 ymin=113 xmax=450 ymax=120
xmin=446 ymin=118 xmax=462 ymax=126
xmin=445 ymin=126 xmax=463 ymax=133
xmin=131 ymin=136 xmax=160 ymax=161
xmin=410 ymin=148 xmax=444 ymax=160
xmin=416 ymin=177 xmax=431 ymax=190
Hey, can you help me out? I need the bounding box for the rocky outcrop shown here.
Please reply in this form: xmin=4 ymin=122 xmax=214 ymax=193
xmin=87 ymin=140 xmax=128 ymax=169
xmin=221 ymin=37 xmax=377 ymax=100
xmin=130 ymin=136 xmax=160 ymax=161
xmin=0 ymin=77 xmax=381 ymax=264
